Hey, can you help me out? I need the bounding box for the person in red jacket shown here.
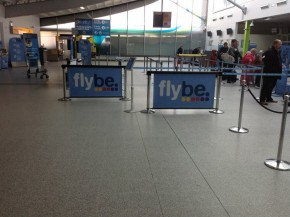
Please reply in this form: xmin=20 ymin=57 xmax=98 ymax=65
xmin=240 ymin=48 xmax=257 ymax=85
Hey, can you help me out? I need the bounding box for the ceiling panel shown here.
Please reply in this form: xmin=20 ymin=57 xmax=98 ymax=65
xmin=3 ymin=0 xmax=140 ymax=18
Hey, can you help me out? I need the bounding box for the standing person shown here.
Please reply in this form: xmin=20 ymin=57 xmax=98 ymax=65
xmin=217 ymin=42 xmax=229 ymax=80
xmin=192 ymin=47 xmax=201 ymax=63
xmin=260 ymin=39 xmax=283 ymax=105
xmin=175 ymin=45 xmax=183 ymax=70
xmin=176 ymin=45 xmax=183 ymax=55
xmin=217 ymin=42 xmax=229 ymax=63
xmin=240 ymin=48 xmax=257 ymax=85
xmin=228 ymin=39 xmax=242 ymax=83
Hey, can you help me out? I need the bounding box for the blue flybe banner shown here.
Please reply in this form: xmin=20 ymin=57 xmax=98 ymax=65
xmin=153 ymin=73 xmax=216 ymax=109
xmin=68 ymin=66 xmax=122 ymax=98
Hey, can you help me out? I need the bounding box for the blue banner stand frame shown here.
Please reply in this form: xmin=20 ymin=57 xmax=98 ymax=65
xmin=141 ymin=71 xmax=222 ymax=113
xmin=59 ymin=65 xmax=125 ymax=100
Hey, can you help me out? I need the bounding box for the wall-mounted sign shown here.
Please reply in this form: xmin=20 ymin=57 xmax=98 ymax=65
xmin=12 ymin=26 xmax=34 ymax=35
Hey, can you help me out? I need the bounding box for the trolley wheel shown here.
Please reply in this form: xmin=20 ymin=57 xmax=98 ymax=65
xmin=45 ymin=74 xmax=49 ymax=78
xmin=27 ymin=74 xmax=31 ymax=78
xmin=40 ymin=75 xmax=43 ymax=79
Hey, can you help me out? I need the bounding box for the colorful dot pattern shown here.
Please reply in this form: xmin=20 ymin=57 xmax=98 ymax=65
xmin=181 ymin=97 xmax=210 ymax=102
xmin=95 ymin=87 xmax=118 ymax=92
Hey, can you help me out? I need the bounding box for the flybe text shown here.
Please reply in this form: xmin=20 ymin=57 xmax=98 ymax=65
xmin=158 ymin=80 xmax=210 ymax=100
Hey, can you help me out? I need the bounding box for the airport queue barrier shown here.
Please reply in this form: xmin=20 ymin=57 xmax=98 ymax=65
xmin=58 ymin=65 xmax=127 ymax=101
xmin=140 ymin=71 xmax=222 ymax=114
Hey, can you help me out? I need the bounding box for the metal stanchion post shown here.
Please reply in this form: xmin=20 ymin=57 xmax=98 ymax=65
xmin=168 ymin=57 xmax=170 ymax=71
xmin=174 ymin=57 xmax=178 ymax=71
xmin=125 ymin=69 xmax=137 ymax=113
xmin=229 ymin=80 xmax=249 ymax=133
xmin=265 ymin=95 xmax=290 ymax=171
xmin=146 ymin=57 xmax=148 ymax=74
xmin=209 ymin=74 xmax=224 ymax=114
xmin=58 ymin=66 xmax=71 ymax=101
xmin=144 ymin=57 xmax=146 ymax=73
xmin=257 ymin=69 xmax=264 ymax=100
xmin=141 ymin=72 xmax=155 ymax=114
xmin=120 ymin=69 xmax=130 ymax=101
xmin=106 ymin=54 xmax=109 ymax=66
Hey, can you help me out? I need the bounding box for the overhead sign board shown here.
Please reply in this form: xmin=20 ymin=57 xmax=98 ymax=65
xmin=75 ymin=19 xmax=93 ymax=35
xmin=93 ymin=19 xmax=110 ymax=36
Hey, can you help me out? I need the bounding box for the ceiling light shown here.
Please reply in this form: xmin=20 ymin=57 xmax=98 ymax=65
xmin=80 ymin=6 xmax=85 ymax=10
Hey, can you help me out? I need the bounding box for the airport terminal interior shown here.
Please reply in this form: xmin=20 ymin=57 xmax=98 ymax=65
xmin=1 ymin=0 xmax=290 ymax=217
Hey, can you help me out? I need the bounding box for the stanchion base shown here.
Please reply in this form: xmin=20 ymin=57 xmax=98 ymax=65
xmin=264 ymin=159 xmax=290 ymax=171
xmin=119 ymin=97 xmax=131 ymax=101
xmin=140 ymin=109 xmax=156 ymax=114
xmin=209 ymin=109 xmax=224 ymax=114
xmin=58 ymin=97 xmax=71 ymax=101
xmin=214 ymin=97 xmax=223 ymax=100
xmin=229 ymin=126 xmax=249 ymax=133
xmin=124 ymin=109 xmax=138 ymax=113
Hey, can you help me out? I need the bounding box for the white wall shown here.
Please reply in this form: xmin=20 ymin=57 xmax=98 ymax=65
xmin=40 ymin=31 xmax=57 ymax=49
xmin=0 ymin=4 xmax=40 ymax=51
xmin=206 ymin=0 xmax=290 ymax=51
xmin=40 ymin=31 xmax=72 ymax=49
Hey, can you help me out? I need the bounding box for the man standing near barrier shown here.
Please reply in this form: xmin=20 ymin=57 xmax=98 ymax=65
xmin=228 ymin=39 xmax=242 ymax=83
xmin=175 ymin=45 xmax=183 ymax=70
xmin=260 ymin=39 xmax=282 ymax=105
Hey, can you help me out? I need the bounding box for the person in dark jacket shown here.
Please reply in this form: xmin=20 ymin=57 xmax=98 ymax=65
xmin=260 ymin=39 xmax=282 ymax=105
xmin=192 ymin=47 xmax=201 ymax=63
xmin=217 ymin=42 xmax=229 ymax=80
xmin=175 ymin=45 xmax=183 ymax=70
xmin=228 ymin=39 xmax=242 ymax=83
xmin=217 ymin=42 xmax=229 ymax=62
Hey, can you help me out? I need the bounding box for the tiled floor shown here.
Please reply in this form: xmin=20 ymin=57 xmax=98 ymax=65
xmin=1 ymin=60 xmax=290 ymax=217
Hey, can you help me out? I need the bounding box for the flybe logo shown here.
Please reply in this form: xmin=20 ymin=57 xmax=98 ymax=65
xmin=158 ymin=80 xmax=210 ymax=102
xmin=73 ymin=73 xmax=119 ymax=92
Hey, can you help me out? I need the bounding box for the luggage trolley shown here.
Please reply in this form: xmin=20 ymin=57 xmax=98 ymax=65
xmin=26 ymin=49 xmax=48 ymax=79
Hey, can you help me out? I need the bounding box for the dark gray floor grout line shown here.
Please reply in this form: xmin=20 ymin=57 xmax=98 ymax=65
xmin=135 ymin=113 xmax=165 ymax=217
xmin=161 ymin=112 xmax=232 ymax=217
